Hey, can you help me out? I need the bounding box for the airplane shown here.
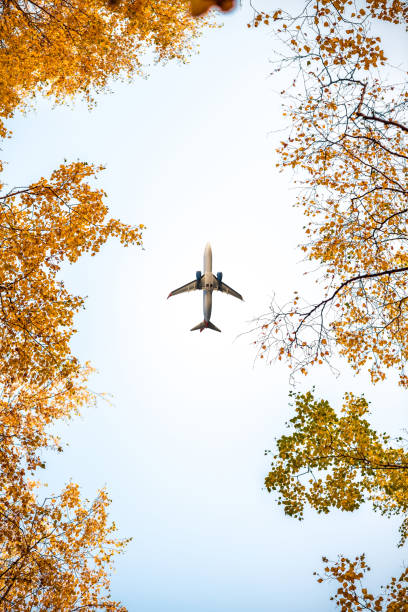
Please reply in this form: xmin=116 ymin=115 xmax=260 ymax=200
xmin=167 ymin=242 xmax=243 ymax=332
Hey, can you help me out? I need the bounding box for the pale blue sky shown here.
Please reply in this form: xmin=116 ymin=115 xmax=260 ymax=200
xmin=3 ymin=4 xmax=407 ymax=610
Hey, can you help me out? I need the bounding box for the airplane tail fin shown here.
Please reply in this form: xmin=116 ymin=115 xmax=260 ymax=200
xmin=190 ymin=320 xmax=221 ymax=333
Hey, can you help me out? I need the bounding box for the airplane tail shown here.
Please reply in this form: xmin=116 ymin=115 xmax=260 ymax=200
xmin=190 ymin=320 xmax=221 ymax=333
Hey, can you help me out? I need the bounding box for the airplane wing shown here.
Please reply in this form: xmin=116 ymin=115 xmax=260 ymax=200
xmin=168 ymin=278 xmax=201 ymax=298
xmin=214 ymin=276 xmax=243 ymax=301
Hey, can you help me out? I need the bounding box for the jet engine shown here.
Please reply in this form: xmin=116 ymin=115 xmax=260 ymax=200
xmin=216 ymin=272 xmax=223 ymax=285
xmin=196 ymin=270 xmax=202 ymax=289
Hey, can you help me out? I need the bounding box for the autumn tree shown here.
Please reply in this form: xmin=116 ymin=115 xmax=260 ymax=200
xmin=246 ymin=2 xmax=408 ymax=606
xmin=249 ymin=1 xmax=408 ymax=386
xmin=315 ymin=554 xmax=408 ymax=611
xmin=0 ymin=478 xmax=129 ymax=610
xmin=0 ymin=160 xmax=144 ymax=607
xmin=0 ymin=0 xmax=207 ymax=136
xmin=0 ymin=372 xmax=129 ymax=609
xmin=265 ymin=390 xmax=408 ymax=546
xmin=0 ymin=161 xmax=143 ymax=386
xmin=0 ymin=388 xmax=127 ymax=611
xmin=264 ymin=389 xmax=408 ymax=607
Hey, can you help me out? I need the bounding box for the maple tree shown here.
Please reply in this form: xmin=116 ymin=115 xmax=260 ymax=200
xmin=0 ymin=0 xmax=205 ymax=136
xmin=249 ymin=1 xmax=408 ymax=386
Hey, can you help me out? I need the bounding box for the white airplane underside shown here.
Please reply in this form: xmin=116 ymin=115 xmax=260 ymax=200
xmin=167 ymin=243 xmax=243 ymax=332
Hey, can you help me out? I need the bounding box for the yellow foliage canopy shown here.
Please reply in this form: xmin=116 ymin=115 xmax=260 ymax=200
xmin=0 ymin=472 xmax=129 ymax=609
xmin=0 ymin=161 xmax=143 ymax=386
xmin=0 ymin=158 xmax=144 ymax=607
xmin=251 ymin=1 xmax=408 ymax=385
xmin=0 ymin=0 xmax=204 ymax=132
xmin=315 ymin=554 xmax=408 ymax=611
xmin=265 ymin=391 xmax=408 ymax=546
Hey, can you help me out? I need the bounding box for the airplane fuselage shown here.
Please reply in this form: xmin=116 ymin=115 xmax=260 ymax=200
xmin=202 ymin=242 xmax=214 ymax=322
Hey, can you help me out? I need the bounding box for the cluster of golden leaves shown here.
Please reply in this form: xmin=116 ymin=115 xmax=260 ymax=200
xmin=0 ymin=162 xmax=143 ymax=386
xmin=265 ymin=390 xmax=408 ymax=546
xmin=0 ymin=160 xmax=144 ymax=607
xmin=0 ymin=478 xmax=130 ymax=610
xmin=0 ymin=0 xmax=205 ymax=135
xmin=251 ymin=0 xmax=408 ymax=386
xmin=315 ymin=554 xmax=408 ymax=611
xmin=250 ymin=0 xmax=407 ymax=66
